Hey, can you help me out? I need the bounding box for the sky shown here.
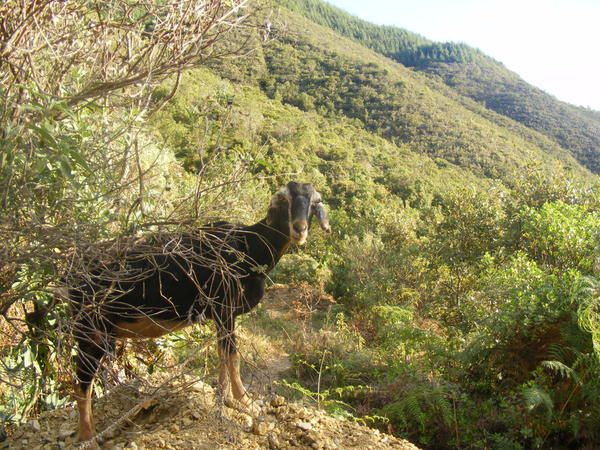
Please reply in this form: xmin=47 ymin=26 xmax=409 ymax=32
xmin=326 ymin=0 xmax=600 ymax=111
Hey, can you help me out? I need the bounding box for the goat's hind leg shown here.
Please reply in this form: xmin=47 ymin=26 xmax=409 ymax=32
xmin=229 ymin=350 xmax=261 ymax=416
xmin=74 ymin=329 xmax=113 ymax=444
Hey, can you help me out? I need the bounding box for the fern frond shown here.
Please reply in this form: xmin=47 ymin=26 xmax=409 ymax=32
xmin=401 ymin=393 xmax=426 ymax=430
xmin=522 ymin=385 xmax=553 ymax=415
xmin=571 ymin=275 xmax=600 ymax=356
xmin=541 ymin=359 xmax=578 ymax=382
xmin=547 ymin=342 xmax=574 ymax=363
xmin=433 ymin=392 xmax=454 ymax=428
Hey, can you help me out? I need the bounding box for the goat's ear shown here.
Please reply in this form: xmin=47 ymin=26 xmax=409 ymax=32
xmin=314 ymin=202 xmax=331 ymax=233
xmin=267 ymin=189 xmax=289 ymax=225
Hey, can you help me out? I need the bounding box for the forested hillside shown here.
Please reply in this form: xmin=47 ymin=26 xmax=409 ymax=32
xmin=1 ymin=1 xmax=599 ymax=450
xmin=280 ymin=0 xmax=600 ymax=174
xmin=253 ymin=8 xmax=590 ymax=184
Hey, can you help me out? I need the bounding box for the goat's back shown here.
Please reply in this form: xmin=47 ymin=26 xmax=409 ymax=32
xmin=68 ymin=226 xmax=253 ymax=330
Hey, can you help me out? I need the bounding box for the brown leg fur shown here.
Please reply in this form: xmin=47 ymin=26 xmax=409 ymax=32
xmin=75 ymin=383 xmax=95 ymax=442
xmin=228 ymin=352 xmax=249 ymax=404
xmin=228 ymin=351 xmax=260 ymax=416
xmin=218 ymin=345 xmax=234 ymax=406
xmin=73 ymin=328 xmax=113 ymax=445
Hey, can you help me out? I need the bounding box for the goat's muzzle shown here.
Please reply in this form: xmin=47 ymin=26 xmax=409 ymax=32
xmin=291 ymin=219 xmax=309 ymax=245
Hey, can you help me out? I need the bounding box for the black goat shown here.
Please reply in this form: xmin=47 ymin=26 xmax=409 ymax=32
xmin=68 ymin=182 xmax=330 ymax=443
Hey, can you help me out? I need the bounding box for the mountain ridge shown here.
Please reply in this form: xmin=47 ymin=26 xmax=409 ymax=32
xmin=255 ymin=6 xmax=594 ymax=185
xmin=278 ymin=0 xmax=600 ymax=173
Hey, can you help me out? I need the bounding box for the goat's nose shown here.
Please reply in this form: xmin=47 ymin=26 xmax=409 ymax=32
xmin=293 ymin=221 xmax=308 ymax=234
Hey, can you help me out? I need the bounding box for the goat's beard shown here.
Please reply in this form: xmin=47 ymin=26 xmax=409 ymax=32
xmin=290 ymin=229 xmax=308 ymax=245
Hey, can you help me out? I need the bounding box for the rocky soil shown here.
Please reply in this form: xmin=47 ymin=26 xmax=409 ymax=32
xmin=3 ymin=286 xmax=420 ymax=449
xmin=4 ymin=375 xmax=419 ymax=450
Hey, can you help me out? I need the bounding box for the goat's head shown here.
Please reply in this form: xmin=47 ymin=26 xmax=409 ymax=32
xmin=267 ymin=182 xmax=331 ymax=245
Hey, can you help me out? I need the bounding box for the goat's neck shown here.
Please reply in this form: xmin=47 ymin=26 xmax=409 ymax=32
xmin=243 ymin=218 xmax=290 ymax=271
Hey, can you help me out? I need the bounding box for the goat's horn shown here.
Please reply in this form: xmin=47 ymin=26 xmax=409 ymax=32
xmin=314 ymin=203 xmax=331 ymax=233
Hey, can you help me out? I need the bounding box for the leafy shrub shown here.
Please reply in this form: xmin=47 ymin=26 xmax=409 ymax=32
xmin=519 ymin=201 xmax=599 ymax=273
xmin=270 ymin=253 xmax=332 ymax=287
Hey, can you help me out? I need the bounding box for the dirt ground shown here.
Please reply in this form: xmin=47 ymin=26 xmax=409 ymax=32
xmin=2 ymin=286 xmax=420 ymax=450
xmin=4 ymin=375 xmax=419 ymax=450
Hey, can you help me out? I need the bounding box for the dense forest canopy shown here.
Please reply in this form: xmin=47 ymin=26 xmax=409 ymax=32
xmin=1 ymin=1 xmax=599 ymax=449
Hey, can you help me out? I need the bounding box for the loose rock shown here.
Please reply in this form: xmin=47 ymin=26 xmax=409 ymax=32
xmin=29 ymin=420 xmax=40 ymax=433
xmin=251 ymin=418 xmax=268 ymax=436
xmin=57 ymin=424 xmax=75 ymax=440
xmin=296 ymin=420 xmax=312 ymax=431
xmin=268 ymin=434 xmax=281 ymax=449
xmin=270 ymin=395 xmax=286 ymax=407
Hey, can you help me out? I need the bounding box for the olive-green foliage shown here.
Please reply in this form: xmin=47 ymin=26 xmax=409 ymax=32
xmin=270 ymin=253 xmax=332 ymax=287
xmin=425 ymin=60 xmax=600 ymax=174
xmin=519 ymin=201 xmax=599 ymax=273
xmin=280 ymin=0 xmax=600 ymax=174
xmin=278 ymin=0 xmax=481 ymax=66
xmin=259 ymin=31 xmax=584 ymax=181
xmin=278 ymin=0 xmax=429 ymax=58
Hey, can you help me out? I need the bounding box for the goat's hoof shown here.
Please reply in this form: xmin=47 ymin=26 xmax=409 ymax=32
xmin=76 ymin=437 xmax=99 ymax=450
xmin=247 ymin=402 xmax=262 ymax=417
xmin=237 ymin=396 xmax=262 ymax=417
xmin=223 ymin=397 xmax=259 ymax=416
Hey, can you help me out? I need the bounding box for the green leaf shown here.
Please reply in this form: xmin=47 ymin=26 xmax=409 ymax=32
xmin=57 ymin=155 xmax=73 ymax=178
xmin=68 ymin=148 xmax=92 ymax=174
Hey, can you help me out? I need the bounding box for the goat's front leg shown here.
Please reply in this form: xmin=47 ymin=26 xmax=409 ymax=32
xmin=217 ymin=320 xmax=254 ymax=412
xmin=228 ymin=350 xmax=250 ymax=405
xmin=217 ymin=342 xmax=234 ymax=407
